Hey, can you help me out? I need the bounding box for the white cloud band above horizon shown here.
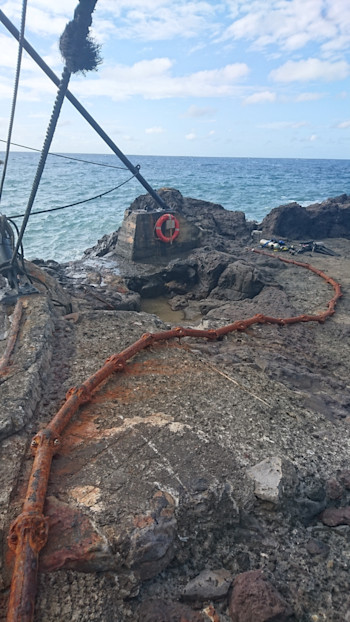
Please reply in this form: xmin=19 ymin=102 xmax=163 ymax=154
xmin=0 ymin=0 xmax=349 ymax=159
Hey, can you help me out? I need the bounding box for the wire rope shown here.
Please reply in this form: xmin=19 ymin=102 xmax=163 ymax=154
xmin=10 ymin=0 xmax=101 ymax=266
xmin=0 ymin=0 xmax=27 ymax=205
xmin=0 ymin=138 xmax=129 ymax=170
xmin=9 ymin=173 xmax=137 ymax=218
xmin=10 ymin=67 xmax=72 ymax=265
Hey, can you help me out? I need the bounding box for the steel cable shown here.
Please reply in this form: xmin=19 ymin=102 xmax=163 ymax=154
xmin=0 ymin=0 xmax=27 ymax=205
xmin=9 ymin=173 xmax=137 ymax=219
xmin=0 ymin=139 xmax=129 ymax=170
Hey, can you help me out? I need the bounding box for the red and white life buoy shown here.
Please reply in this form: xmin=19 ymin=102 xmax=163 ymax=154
xmin=155 ymin=213 xmax=180 ymax=243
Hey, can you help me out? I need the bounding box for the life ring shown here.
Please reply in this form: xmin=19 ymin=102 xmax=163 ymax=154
xmin=155 ymin=213 xmax=180 ymax=243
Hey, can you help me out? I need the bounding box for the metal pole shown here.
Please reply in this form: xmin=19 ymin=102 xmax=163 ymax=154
xmin=0 ymin=10 xmax=168 ymax=211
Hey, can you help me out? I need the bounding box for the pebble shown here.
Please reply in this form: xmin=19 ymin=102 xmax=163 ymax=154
xmin=325 ymin=477 xmax=343 ymax=500
xmin=182 ymin=568 xmax=233 ymax=602
xmin=246 ymin=456 xmax=283 ymax=504
xmin=321 ymin=506 xmax=350 ymax=527
xmin=306 ymin=538 xmax=330 ymax=558
xmin=338 ymin=470 xmax=350 ymax=490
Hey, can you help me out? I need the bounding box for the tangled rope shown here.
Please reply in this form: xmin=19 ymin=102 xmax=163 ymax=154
xmin=5 ymin=251 xmax=342 ymax=621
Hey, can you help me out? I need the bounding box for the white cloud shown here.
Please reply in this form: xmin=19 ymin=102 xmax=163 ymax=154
xmin=19 ymin=77 xmax=58 ymax=97
xmin=336 ymin=120 xmax=350 ymax=129
xmin=186 ymin=131 xmax=196 ymax=140
xmin=0 ymin=35 xmax=40 ymax=71
xmin=97 ymin=0 xmax=219 ymax=41
xmin=270 ymin=58 xmax=350 ymax=83
xmin=243 ymin=90 xmax=276 ymax=104
xmin=184 ymin=105 xmax=216 ymax=118
xmin=26 ymin=6 xmax=68 ymax=37
xmin=0 ymin=78 xmax=15 ymax=99
xmin=295 ymin=92 xmax=326 ymax=102
xmin=221 ymin=0 xmax=350 ymax=56
xmin=145 ymin=126 xmax=165 ymax=134
xmin=309 ymin=134 xmax=317 ymax=141
xmin=74 ymin=58 xmax=249 ymax=101
xmin=258 ymin=121 xmax=308 ymax=129
xmin=2 ymin=2 xmax=70 ymax=37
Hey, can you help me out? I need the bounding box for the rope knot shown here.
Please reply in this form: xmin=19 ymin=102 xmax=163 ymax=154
xmin=59 ymin=0 xmax=101 ymax=74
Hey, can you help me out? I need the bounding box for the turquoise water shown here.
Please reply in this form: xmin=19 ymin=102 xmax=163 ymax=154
xmin=1 ymin=152 xmax=349 ymax=262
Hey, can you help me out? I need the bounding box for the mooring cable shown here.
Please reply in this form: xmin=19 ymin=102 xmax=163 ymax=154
xmin=10 ymin=0 xmax=100 ymax=270
xmin=0 ymin=138 xmax=129 ymax=170
xmin=0 ymin=0 xmax=27 ymax=205
xmin=9 ymin=172 xmax=137 ymax=219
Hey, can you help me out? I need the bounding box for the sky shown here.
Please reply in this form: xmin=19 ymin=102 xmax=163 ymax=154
xmin=0 ymin=0 xmax=349 ymax=159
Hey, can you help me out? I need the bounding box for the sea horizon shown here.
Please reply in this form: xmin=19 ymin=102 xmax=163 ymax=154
xmin=1 ymin=151 xmax=349 ymax=262
xmin=4 ymin=147 xmax=350 ymax=162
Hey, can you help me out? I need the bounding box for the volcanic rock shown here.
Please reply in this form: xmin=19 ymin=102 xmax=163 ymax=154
xmin=182 ymin=568 xmax=233 ymax=602
xmin=2 ymin=193 xmax=350 ymax=622
xmin=325 ymin=477 xmax=344 ymax=500
xmin=260 ymin=194 xmax=350 ymax=239
xmin=210 ymin=260 xmax=265 ymax=301
xmin=320 ymin=506 xmax=350 ymax=527
xmin=229 ymin=570 xmax=293 ymax=621
xmin=338 ymin=470 xmax=350 ymax=490
xmin=246 ymin=456 xmax=296 ymax=505
xmin=141 ymin=599 xmax=207 ymax=622
xmin=305 ymin=538 xmax=330 ymax=558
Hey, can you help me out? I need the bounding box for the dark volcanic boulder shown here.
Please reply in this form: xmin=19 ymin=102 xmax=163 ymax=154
xmin=229 ymin=570 xmax=293 ymax=621
xmin=190 ymin=249 xmax=231 ymax=298
xmin=129 ymin=187 xmax=253 ymax=242
xmin=260 ymin=202 xmax=310 ymax=239
xmin=210 ymin=260 xmax=265 ymax=301
xmin=129 ymin=187 xmax=185 ymax=212
xmin=307 ymin=194 xmax=350 ymax=238
xmin=261 ymin=194 xmax=350 ymax=239
xmin=212 ymin=210 xmax=253 ymax=240
xmin=84 ymin=230 xmax=119 ymax=257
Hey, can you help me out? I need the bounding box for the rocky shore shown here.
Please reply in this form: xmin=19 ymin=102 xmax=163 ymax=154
xmin=1 ymin=191 xmax=350 ymax=621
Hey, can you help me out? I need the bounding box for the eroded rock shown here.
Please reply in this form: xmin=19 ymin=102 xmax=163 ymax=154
xmin=261 ymin=194 xmax=350 ymax=239
xmin=246 ymin=457 xmax=296 ymax=505
xmin=141 ymin=599 xmax=207 ymax=622
xmin=320 ymin=506 xmax=350 ymax=527
xmin=229 ymin=570 xmax=293 ymax=622
xmin=210 ymin=260 xmax=265 ymax=301
xmin=182 ymin=568 xmax=233 ymax=602
xmin=40 ymin=496 xmax=111 ymax=572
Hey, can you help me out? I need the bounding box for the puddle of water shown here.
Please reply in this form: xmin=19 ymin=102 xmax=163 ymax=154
xmin=140 ymin=296 xmax=184 ymax=324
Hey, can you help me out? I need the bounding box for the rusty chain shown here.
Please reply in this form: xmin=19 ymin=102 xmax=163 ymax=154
xmin=5 ymin=250 xmax=342 ymax=621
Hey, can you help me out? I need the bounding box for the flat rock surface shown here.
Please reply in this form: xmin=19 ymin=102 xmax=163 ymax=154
xmin=1 ymin=236 xmax=350 ymax=621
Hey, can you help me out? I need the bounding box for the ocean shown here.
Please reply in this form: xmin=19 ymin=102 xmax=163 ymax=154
xmin=1 ymin=152 xmax=349 ymax=263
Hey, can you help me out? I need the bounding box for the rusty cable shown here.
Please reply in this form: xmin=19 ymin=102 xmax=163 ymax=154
xmin=6 ymin=251 xmax=342 ymax=621
xmin=0 ymin=299 xmax=23 ymax=376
